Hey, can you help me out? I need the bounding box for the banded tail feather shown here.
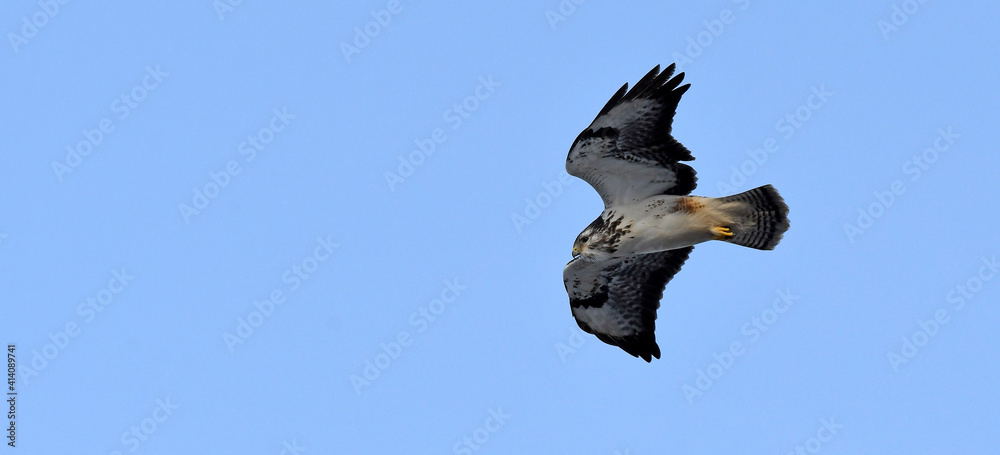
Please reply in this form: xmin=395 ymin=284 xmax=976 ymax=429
xmin=720 ymin=184 xmax=790 ymax=250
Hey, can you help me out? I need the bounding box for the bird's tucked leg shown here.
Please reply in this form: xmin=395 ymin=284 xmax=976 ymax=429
xmin=711 ymin=226 xmax=734 ymax=241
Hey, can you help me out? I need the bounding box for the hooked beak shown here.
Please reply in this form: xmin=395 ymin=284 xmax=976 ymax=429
xmin=572 ymin=246 xmax=580 ymax=258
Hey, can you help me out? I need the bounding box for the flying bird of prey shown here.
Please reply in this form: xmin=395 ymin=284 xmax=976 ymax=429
xmin=563 ymin=64 xmax=790 ymax=362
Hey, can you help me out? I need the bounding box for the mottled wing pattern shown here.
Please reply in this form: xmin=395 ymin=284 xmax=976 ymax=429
xmin=563 ymin=247 xmax=694 ymax=362
xmin=566 ymin=64 xmax=697 ymax=208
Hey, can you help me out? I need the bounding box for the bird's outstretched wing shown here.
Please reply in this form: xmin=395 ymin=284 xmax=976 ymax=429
xmin=566 ymin=64 xmax=696 ymax=208
xmin=563 ymin=247 xmax=694 ymax=362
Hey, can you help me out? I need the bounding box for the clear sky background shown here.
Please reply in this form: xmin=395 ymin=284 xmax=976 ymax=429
xmin=3 ymin=1 xmax=999 ymax=454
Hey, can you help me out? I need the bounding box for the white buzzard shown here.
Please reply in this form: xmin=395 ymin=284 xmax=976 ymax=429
xmin=563 ymin=64 xmax=790 ymax=362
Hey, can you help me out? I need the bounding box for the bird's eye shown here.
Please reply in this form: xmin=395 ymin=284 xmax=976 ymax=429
xmin=580 ymin=236 xmax=589 ymax=243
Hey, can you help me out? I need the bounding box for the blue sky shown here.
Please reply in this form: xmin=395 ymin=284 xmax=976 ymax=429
xmin=3 ymin=0 xmax=1000 ymax=453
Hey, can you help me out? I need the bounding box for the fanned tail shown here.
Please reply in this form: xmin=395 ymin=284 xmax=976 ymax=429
xmin=718 ymin=185 xmax=789 ymax=250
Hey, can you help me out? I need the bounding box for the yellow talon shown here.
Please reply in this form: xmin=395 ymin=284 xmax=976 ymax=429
xmin=712 ymin=226 xmax=734 ymax=240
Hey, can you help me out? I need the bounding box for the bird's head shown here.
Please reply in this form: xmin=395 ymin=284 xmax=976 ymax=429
xmin=573 ymin=217 xmax=615 ymax=260
xmin=571 ymin=229 xmax=592 ymax=258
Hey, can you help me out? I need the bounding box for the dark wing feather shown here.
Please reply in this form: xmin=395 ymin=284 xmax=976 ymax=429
xmin=566 ymin=64 xmax=696 ymax=208
xmin=562 ymin=247 xmax=694 ymax=362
